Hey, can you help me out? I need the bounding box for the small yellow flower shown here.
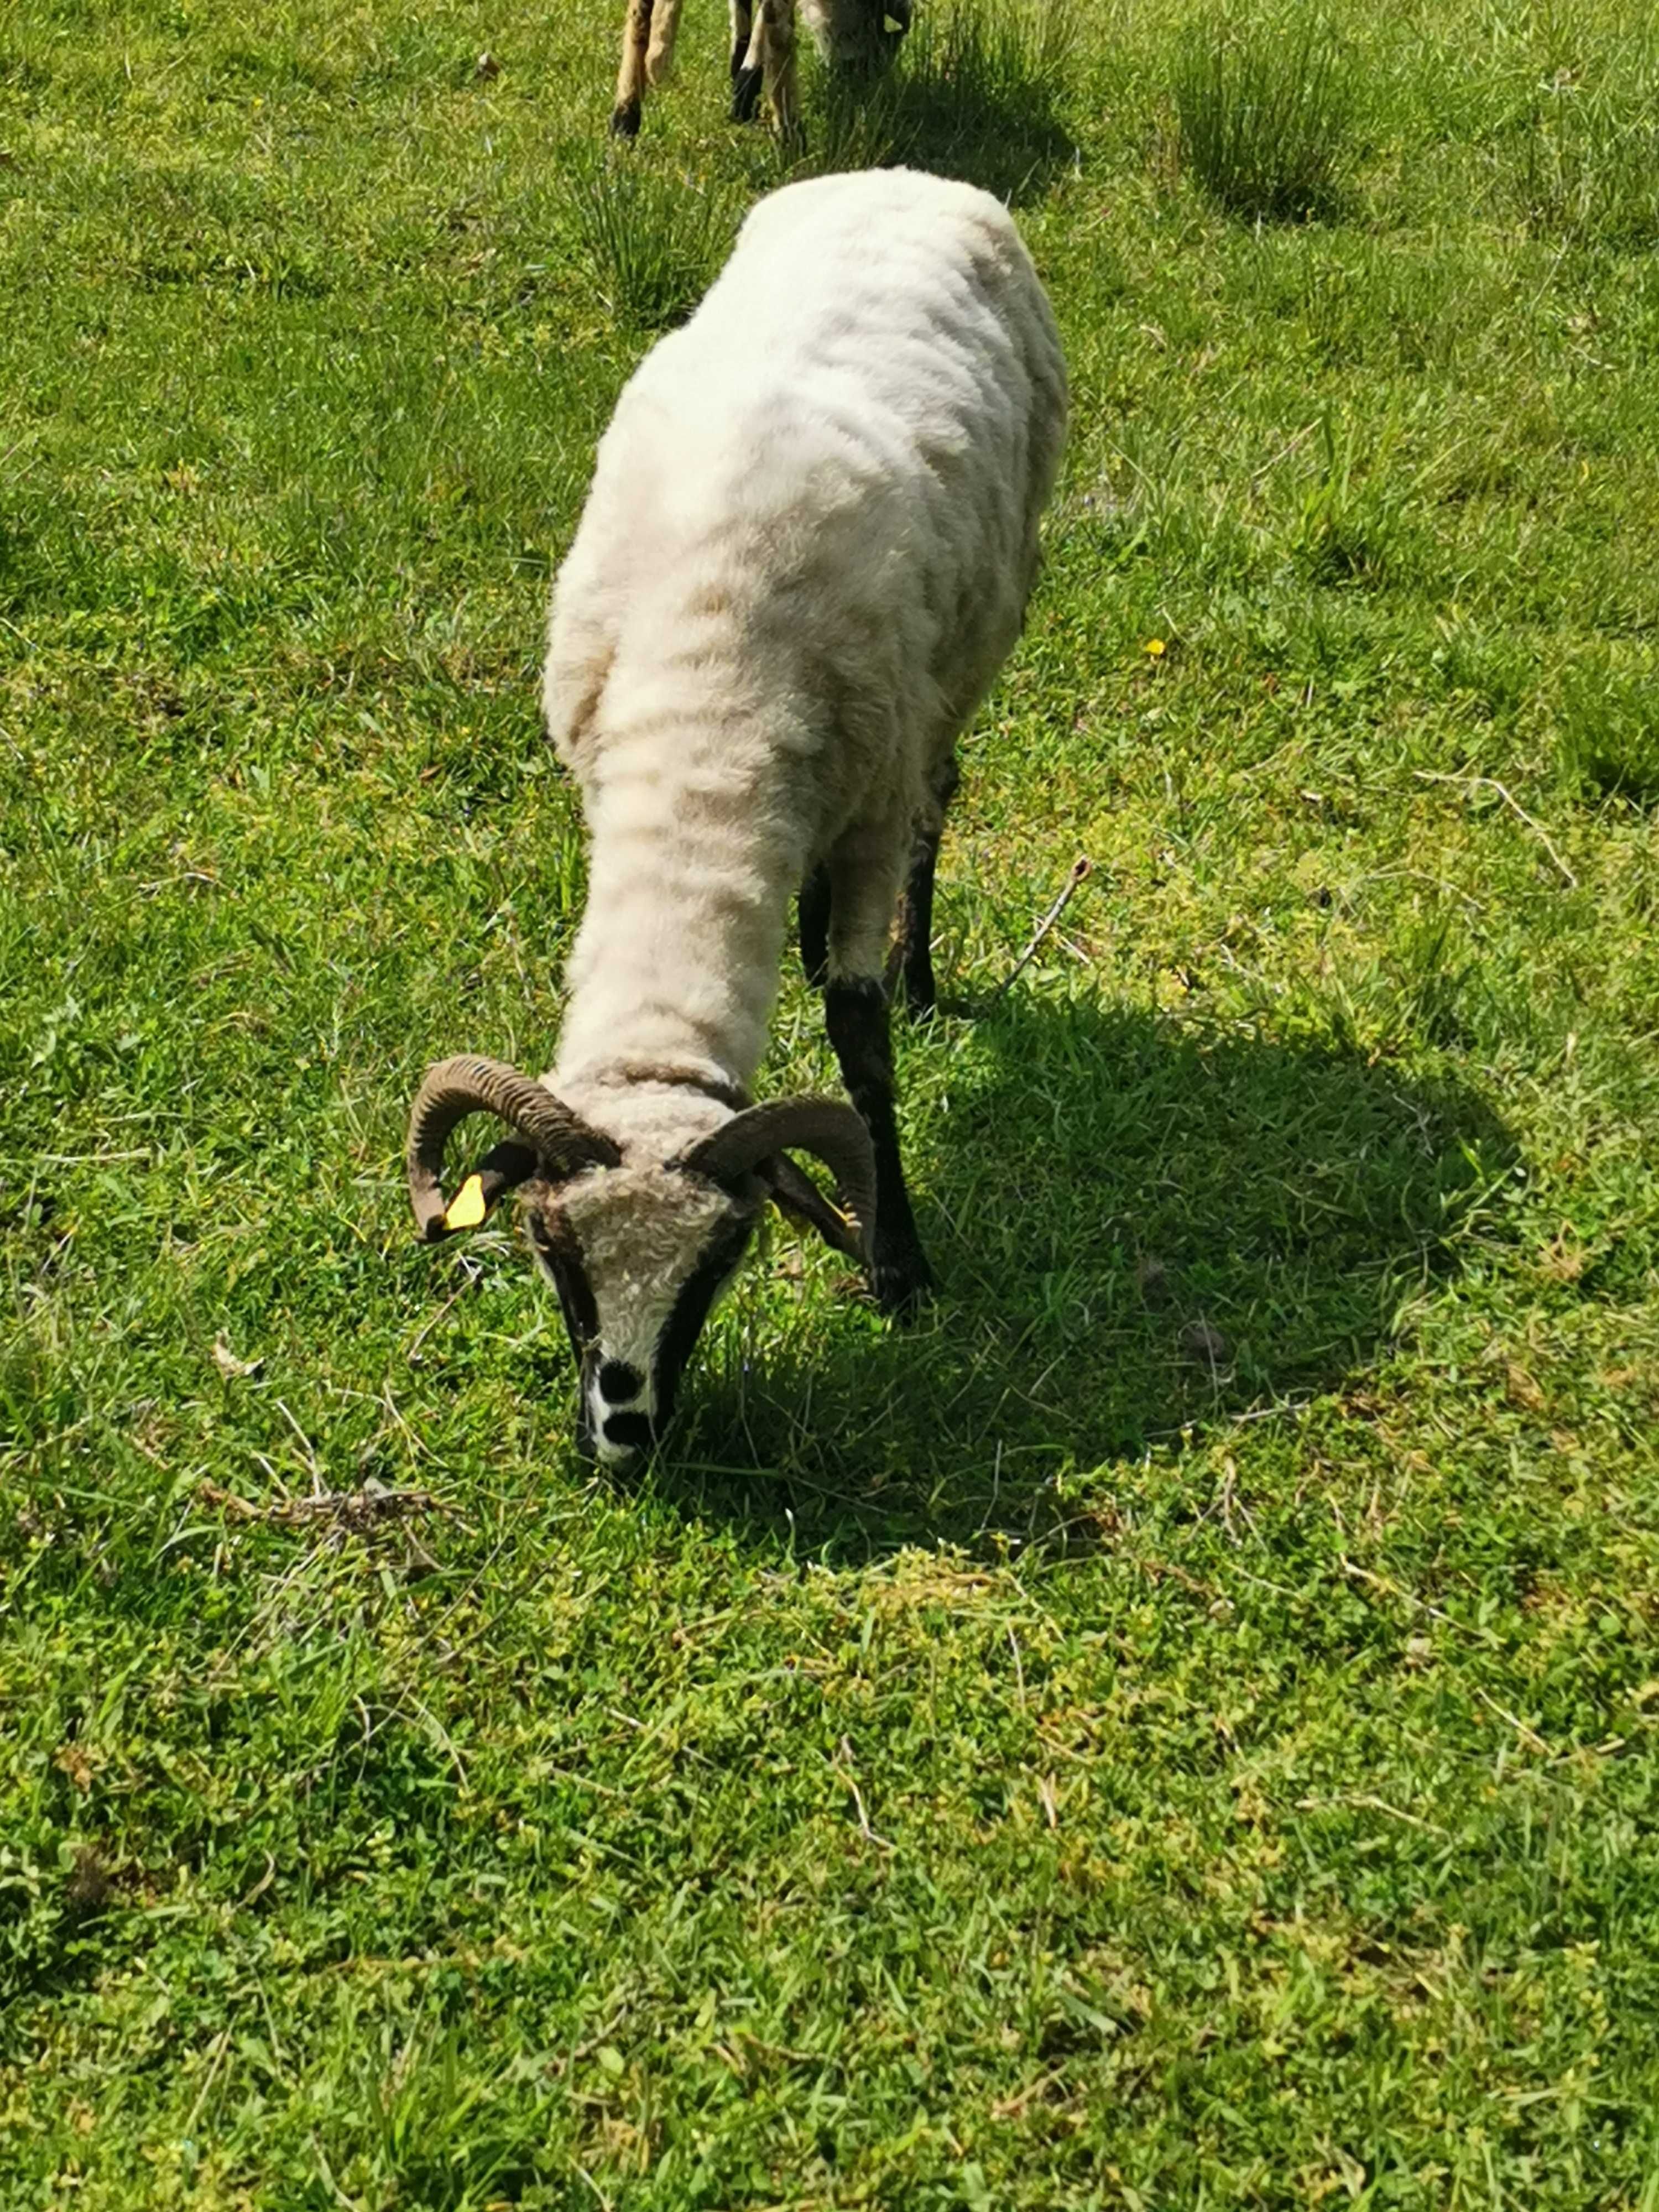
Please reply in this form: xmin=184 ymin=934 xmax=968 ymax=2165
xmin=1145 ymin=637 xmax=1167 ymax=658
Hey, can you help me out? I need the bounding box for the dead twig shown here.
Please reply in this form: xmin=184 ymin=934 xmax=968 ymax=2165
xmin=406 ymin=1254 xmax=484 ymax=1363
xmin=999 ymin=855 xmax=1093 ymax=995
xmin=1475 ymin=1685 xmax=1551 ymax=1757
xmin=1249 ymin=418 xmax=1319 ymax=489
xmin=1295 ymin=1792 xmax=1449 ymax=1837
xmin=835 ymin=1735 xmax=893 ymax=1850
xmin=1412 ymin=771 xmax=1578 ymax=889
xmin=992 ymin=2064 xmax=1071 ymax=2120
xmin=1339 ymin=1555 xmax=1501 ymax=1647
xmin=198 ymin=1477 xmax=455 ymax=1536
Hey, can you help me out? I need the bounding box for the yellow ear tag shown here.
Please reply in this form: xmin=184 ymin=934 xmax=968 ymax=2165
xmin=443 ymin=1175 xmax=489 ymax=1233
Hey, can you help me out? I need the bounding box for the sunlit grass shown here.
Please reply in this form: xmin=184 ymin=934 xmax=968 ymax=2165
xmin=1173 ymin=7 xmax=1355 ymax=222
xmin=562 ymin=145 xmax=745 ymax=328
xmin=4 ymin=0 xmax=1659 ymax=2204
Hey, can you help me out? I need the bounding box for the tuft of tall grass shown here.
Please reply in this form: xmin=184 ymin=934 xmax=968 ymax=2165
xmin=1512 ymin=76 xmax=1659 ymax=247
xmin=1173 ymin=9 xmax=1354 ymax=223
xmin=562 ymin=152 xmax=742 ymax=332
xmin=1560 ymin=650 xmax=1659 ymax=804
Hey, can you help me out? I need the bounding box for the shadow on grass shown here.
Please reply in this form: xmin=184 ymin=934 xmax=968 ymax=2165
xmin=805 ymin=0 xmax=1080 ymax=207
xmin=653 ymin=992 xmax=1512 ymax=1554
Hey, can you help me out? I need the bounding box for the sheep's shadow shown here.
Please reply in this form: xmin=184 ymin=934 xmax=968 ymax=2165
xmin=651 ymin=992 xmax=1513 ymax=1553
xmin=805 ymin=5 xmax=1079 ymax=208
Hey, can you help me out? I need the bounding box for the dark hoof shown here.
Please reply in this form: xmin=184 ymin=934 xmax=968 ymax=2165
xmin=731 ymin=64 xmax=763 ymax=122
xmin=609 ymin=99 xmax=641 ymax=138
xmin=871 ymin=1251 xmax=934 ymax=1320
xmin=900 ymin=972 xmax=937 ymax=1022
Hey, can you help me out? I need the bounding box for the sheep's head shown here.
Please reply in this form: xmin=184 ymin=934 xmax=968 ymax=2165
xmin=406 ymin=1056 xmax=874 ymax=1467
xmin=816 ymin=0 xmax=911 ymax=71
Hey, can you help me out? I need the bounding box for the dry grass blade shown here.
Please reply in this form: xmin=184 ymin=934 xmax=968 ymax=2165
xmin=197 ymin=1478 xmax=456 ymax=1535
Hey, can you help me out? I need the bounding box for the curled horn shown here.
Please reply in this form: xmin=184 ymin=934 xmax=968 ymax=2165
xmin=406 ymin=1054 xmax=620 ymax=1243
xmin=676 ymin=1099 xmax=877 ymax=1258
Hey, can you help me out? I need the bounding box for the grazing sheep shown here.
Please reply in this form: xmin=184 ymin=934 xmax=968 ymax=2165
xmin=407 ymin=167 xmax=1066 ymax=1465
xmin=611 ymin=0 xmax=909 ymax=140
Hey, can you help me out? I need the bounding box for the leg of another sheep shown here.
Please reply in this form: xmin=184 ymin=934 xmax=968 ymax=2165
xmin=734 ymin=0 xmax=799 ymax=134
xmin=612 ymin=0 xmax=655 ymax=135
xmin=762 ymin=0 xmax=801 ymax=139
xmin=897 ymin=752 xmax=961 ymax=1020
xmin=823 ymin=823 xmax=933 ymax=1314
xmin=729 ymin=0 xmax=757 ymax=113
xmin=645 ymin=0 xmax=684 ymax=83
xmin=731 ymin=0 xmax=763 ymax=119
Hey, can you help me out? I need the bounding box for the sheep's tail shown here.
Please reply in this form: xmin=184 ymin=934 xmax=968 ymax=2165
xmin=646 ymin=0 xmax=685 ymax=85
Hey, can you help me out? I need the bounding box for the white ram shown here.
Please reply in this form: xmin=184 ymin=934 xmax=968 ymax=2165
xmin=408 ymin=168 xmax=1067 ymax=1464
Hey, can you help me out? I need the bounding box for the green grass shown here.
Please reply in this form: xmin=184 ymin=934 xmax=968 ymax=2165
xmin=1173 ymin=6 xmax=1355 ymax=225
xmin=5 ymin=0 xmax=1659 ymax=2203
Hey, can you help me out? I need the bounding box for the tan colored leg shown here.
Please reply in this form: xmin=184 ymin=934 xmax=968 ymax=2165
xmin=734 ymin=0 xmax=799 ymax=135
xmin=611 ymin=0 xmax=654 ymax=137
xmin=645 ymin=0 xmax=684 ymax=85
xmin=761 ymin=0 xmax=800 ymax=137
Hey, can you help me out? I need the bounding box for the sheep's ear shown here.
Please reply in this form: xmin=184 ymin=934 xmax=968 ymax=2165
xmin=436 ymin=1139 xmax=540 ymax=1237
xmin=443 ymin=1176 xmax=490 ymax=1232
xmin=760 ymin=1155 xmax=867 ymax=1261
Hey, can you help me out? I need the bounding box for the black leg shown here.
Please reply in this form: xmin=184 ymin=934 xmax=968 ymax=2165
xmin=897 ymin=827 xmax=942 ymax=1018
xmin=824 ymin=977 xmax=933 ymax=1316
xmin=898 ymin=755 xmax=958 ymax=1020
xmin=798 ymin=865 xmax=831 ymax=989
xmin=730 ymin=1 xmax=761 ymax=124
xmin=729 ymin=0 xmax=753 ymax=85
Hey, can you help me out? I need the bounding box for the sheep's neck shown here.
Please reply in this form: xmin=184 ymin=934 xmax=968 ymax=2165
xmin=551 ymin=721 xmax=804 ymax=1099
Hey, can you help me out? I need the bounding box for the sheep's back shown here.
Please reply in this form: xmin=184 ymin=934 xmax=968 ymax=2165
xmin=546 ymin=169 xmax=1065 ymax=832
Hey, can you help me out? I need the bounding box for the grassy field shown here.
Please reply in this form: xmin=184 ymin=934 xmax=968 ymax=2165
xmin=5 ymin=0 xmax=1659 ymax=2201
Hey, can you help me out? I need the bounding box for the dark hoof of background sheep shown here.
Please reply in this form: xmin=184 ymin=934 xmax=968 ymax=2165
xmin=731 ymin=65 xmax=763 ymax=122
xmin=610 ymin=98 xmax=641 ymax=138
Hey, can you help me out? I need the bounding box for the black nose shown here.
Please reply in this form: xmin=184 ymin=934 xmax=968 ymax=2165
xmin=601 ymin=1411 xmax=655 ymax=1455
xmin=597 ymin=1359 xmax=644 ymax=1404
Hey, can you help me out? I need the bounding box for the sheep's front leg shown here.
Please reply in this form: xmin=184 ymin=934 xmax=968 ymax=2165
xmin=823 ymin=824 xmax=933 ymax=1315
xmin=612 ymin=0 xmax=655 ymax=135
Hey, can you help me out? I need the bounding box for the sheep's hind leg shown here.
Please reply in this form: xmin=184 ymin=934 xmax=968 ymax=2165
xmin=612 ymin=0 xmax=655 ymax=135
xmin=896 ymin=752 xmax=960 ymax=1020
xmin=798 ymin=865 xmax=831 ymax=988
xmin=824 ymin=979 xmax=932 ymax=1315
xmin=823 ymin=823 xmax=933 ymax=1316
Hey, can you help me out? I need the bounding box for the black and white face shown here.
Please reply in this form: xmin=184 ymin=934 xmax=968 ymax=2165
xmin=525 ymin=1164 xmax=760 ymax=1465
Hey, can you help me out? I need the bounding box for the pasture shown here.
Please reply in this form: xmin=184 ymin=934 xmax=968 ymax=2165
xmin=4 ymin=0 xmax=1659 ymax=2201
